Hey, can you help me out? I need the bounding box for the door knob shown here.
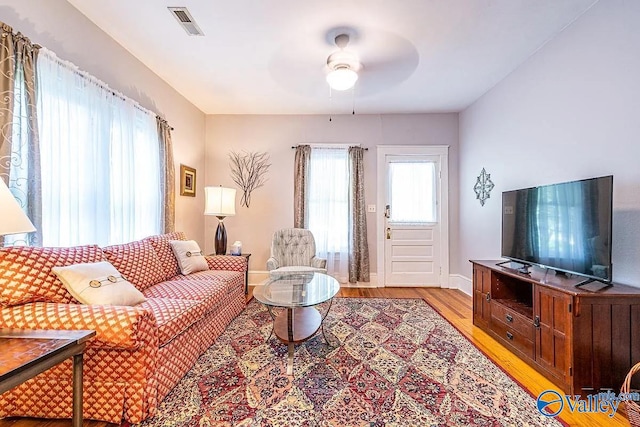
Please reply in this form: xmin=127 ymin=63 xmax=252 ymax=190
xmin=384 ymin=205 xmax=391 ymax=219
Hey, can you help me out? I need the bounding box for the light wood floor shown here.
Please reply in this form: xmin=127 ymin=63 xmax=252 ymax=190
xmin=0 ymin=287 xmax=630 ymax=427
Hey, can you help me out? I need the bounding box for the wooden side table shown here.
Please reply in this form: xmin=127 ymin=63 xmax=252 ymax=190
xmin=0 ymin=329 xmax=95 ymax=427
xmin=240 ymin=253 xmax=251 ymax=294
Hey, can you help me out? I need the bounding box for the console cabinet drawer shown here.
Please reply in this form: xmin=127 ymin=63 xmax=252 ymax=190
xmin=491 ymin=317 xmax=534 ymax=359
xmin=490 ymin=301 xmax=534 ymax=341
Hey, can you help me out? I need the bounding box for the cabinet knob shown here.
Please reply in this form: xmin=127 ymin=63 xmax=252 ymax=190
xmin=505 ymin=314 xmax=513 ymax=323
xmin=506 ymin=331 xmax=514 ymax=341
xmin=486 ymin=293 xmax=491 ymax=302
xmin=534 ymin=315 xmax=540 ymax=328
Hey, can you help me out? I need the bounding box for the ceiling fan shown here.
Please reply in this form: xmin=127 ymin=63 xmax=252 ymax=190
xmin=325 ymin=33 xmax=362 ymax=91
xmin=267 ymin=26 xmax=418 ymax=99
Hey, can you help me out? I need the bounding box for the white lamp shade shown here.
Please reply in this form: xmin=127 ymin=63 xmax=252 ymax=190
xmin=326 ymin=67 xmax=358 ymax=91
xmin=204 ymin=186 xmax=236 ymax=217
xmin=0 ymin=179 xmax=36 ymax=236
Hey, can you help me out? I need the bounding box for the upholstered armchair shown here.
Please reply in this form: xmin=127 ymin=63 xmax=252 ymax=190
xmin=266 ymin=228 xmax=327 ymax=275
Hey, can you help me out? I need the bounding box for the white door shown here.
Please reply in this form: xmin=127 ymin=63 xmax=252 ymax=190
xmin=377 ymin=146 xmax=449 ymax=287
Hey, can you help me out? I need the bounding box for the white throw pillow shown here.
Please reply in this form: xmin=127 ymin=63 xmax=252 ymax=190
xmin=52 ymin=261 xmax=146 ymax=306
xmin=169 ymin=240 xmax=209 ymax=275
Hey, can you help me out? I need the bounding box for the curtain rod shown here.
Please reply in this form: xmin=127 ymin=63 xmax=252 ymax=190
xmin=4 ymin=24 xmax=177 ymax=133
xmin=291 ymin=145 xmax=368 ymax=150
xmin=40 ymin=47 xmax=174 ymax=131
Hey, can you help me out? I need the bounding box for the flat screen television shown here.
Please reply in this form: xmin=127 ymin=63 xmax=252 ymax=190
xmin=501 ymin=175 xmax=613 ymax=284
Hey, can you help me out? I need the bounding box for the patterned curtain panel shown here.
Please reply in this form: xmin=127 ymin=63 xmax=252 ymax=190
xmin=348 ymin=146 xmax=370 ymax=283
xmin=293 ymin=144 xmax=311 ymax=228
xmin=0 ymin=22 xmax=42 ymax=246
xmin=0 ymin=23 xmax=15 ymax=186
xmin=157 ymin=117 xmax=175 ymax=233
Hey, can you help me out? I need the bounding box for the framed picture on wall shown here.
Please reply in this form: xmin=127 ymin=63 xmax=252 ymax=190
xmin=180 ymin=164 xmax=196 ymax=197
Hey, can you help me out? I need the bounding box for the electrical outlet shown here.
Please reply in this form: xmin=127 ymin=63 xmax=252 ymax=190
xmin=367 ymin=205 xmax=376 ymax=213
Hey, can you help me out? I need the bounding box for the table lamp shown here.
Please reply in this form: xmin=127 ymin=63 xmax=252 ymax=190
xmin=204 ymin=186 xmax=236 ymax=255
xmin=0 ymin=179 xmax=36 ymax=240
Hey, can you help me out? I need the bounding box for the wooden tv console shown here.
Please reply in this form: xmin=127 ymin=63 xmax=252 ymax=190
xmin=471 ymin=260 xmax=640 ymax=395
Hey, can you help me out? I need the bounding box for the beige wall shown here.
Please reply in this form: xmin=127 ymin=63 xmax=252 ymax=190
xmin=459 ymin=0 xmax=640 ymax=287
xmin=0 ymin=1 xmax=461 ymax=272
xmin=0 ymin=0 xmax=207 ymax=245
xmin=206 ymin=113 xmax=459 ymax=278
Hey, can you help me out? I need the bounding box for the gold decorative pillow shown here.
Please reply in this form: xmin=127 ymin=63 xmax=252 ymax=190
xmin=169 ymin=240 xmax=209 ymax=275
xmin=51 ymin=261 xmax=146 ymax=306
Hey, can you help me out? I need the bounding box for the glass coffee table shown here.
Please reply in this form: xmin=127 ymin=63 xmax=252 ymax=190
xmin=253 ymin=272 xmax=340 ymax=375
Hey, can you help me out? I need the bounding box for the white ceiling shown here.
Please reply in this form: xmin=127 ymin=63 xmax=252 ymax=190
xmin=66 ymin=0 xmax=597 ymax=115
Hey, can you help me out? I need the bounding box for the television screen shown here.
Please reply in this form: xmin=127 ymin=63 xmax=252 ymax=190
xmin=501 ymin=175 xmax=613 ymax=282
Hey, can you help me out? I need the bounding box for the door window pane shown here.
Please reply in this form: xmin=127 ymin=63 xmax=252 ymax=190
xmin=389 ymin=161 xmax=436 ymax=223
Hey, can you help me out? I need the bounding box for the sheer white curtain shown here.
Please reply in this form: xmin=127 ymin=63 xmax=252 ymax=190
xmin=307 ymin=148 xmax=349 ymax=282
xmin=389 ymin=161 xmax=436 ymax=223
xmin=37 ymin=48 xmax=161 ymax=246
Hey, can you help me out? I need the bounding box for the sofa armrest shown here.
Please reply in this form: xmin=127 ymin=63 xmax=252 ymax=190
xmin=311 ymin=256 xmax=327 ymax=269
xmin=266 ymin=257 xmax=279 ymax=271
xmin=205 ymin=255 xmax=248 ymax=272
xmin=0 ymin=302 xmax=158 ymax=350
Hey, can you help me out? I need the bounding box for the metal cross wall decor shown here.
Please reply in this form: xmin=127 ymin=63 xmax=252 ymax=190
xmin=473 ymin=168 xmax=495 ymax=206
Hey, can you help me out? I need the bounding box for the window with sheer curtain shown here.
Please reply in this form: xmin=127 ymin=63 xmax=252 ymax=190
xmin=307 ymin=148 xmax=349 ymax=282
xmin=35 ymin=48 xmax=161 ymax=246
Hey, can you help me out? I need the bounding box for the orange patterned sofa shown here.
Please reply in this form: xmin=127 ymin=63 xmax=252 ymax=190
xmin=0 ymin=232 xmax=247 ymax=424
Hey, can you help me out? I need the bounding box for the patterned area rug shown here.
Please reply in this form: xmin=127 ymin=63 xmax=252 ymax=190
xmin=135 ymin=298 xmax=561 ymax=426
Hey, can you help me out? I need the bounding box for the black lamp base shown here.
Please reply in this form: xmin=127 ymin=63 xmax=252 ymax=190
xmin=215 ymin=218 xmax=227 ymax=255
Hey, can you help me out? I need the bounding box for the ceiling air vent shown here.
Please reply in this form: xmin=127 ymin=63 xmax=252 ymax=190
xmin=168 ymin=7 xmax=204 ymax=36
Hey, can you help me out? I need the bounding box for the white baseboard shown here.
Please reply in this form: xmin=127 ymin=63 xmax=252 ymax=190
xmin=449 ymin=274 xmax=472 ymax=296
xmin=248 ymin=271 xmax=269 ymax=286
xmin=371 ymin=274 xmax=470 ymax=293
xmin=340 ymin=273 xmax=378 ymax=288
xmin=249 ymin=271 xmax=379 ymax=288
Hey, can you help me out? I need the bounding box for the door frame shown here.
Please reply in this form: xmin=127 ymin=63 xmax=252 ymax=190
xmin=376 ymin=145 xmax=450 ymax=288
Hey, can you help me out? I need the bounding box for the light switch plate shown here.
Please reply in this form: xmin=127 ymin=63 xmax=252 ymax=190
xmin=367 ymin=204 xmax=376 ymax=213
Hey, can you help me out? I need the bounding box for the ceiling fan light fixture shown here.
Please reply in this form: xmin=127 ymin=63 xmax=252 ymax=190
xmin=326 ymin=66 xmax=358 ymax=91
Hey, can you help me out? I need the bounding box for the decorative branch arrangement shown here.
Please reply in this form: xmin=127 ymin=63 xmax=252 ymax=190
xmin=229 ymin=151 xmax=271 ymax=207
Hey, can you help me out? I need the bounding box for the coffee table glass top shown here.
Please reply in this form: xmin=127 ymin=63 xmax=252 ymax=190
xmin=253 ymin=272 xmax=340 ymax=308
